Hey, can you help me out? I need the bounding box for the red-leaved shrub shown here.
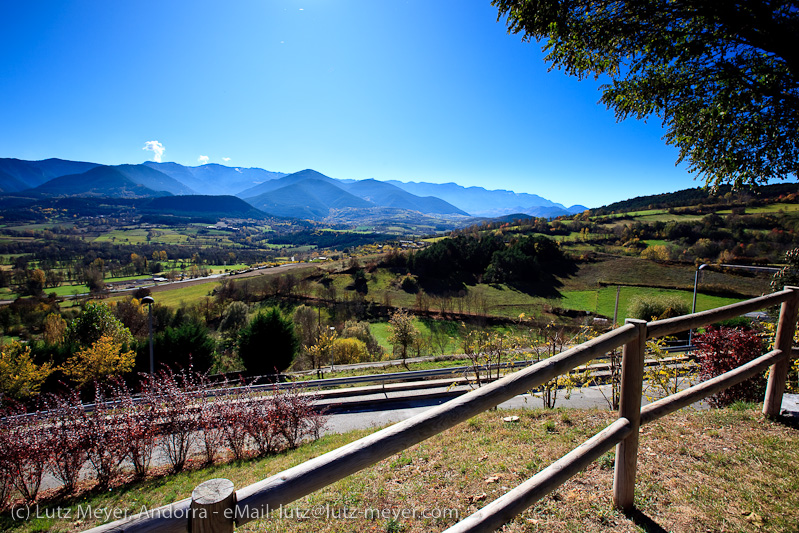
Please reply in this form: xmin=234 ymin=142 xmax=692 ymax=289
xmin=143 ymin=367 xmax=202 ymax=473
xmin=3 ymin=407 xmax=50 ymax=502
xmin=42 ymin=390 xmax=89 ymax=493
xmin=110 ymin=380 xmax=158 ymax=479
xmin=0 ymin=365 xmax=325 ymax=506
xmin=695 ymin=326 xmax=767 ymax=407
xmin=84 ymin=386 xmax=127 ymax=488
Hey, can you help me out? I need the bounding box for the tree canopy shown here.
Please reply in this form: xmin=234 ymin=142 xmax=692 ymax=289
xmin=238 ymin=308 xmax=298 ymax=375
xmin=493 ymin=0 xmax=799 ymax=187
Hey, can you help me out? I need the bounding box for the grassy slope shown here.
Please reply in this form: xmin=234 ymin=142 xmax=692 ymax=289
xmin=4 ymin=406 xmax=796 ymax=532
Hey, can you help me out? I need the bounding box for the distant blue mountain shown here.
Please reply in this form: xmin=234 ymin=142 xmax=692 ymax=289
xmin=0 ymin=157 xmax=100 ymax=191
xmin=384 ymin=180 xmax=585 ymax=216
xmin=237 ymin=169 xmax=339 ymax=198
xmin=145 ymin=162 xmax=286 ymax=196
xmin=245 ymin=176 xmax=374 ymax=220
xmin=242 ymin=170 xmax=468 ymax=219
xmin=31 ymin=166 xmax=172 ymax=198
xmin=0 ymin=156 xmax=587 ymax=221
xmin=343 ymin=179 xmax=468 ymax=216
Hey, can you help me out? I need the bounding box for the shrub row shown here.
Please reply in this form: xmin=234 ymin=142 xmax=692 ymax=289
xmin=0 ymin=368 xmax=326 ymax=508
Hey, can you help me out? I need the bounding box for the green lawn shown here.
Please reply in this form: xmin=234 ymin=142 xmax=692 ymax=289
xmin=48 ymin=284 xmax=91 ymax=297
xmin=560 ymin=285 xmax=744 ymax=320
xmin=642 ymin=239 xmax=670 ymax=247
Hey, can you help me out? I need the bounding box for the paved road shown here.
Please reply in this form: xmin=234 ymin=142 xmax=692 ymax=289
xmin=322 ymin=384 xmax=650 ymax=434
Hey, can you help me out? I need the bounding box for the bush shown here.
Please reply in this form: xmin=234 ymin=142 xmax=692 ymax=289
xmin=340 ymin=320 xmax=382 ymax=358
xmin=400 ymin=275 xmax=419 ymax=293
xmin=330 ymin=337 xmax=369 ymax=364
xmin=41 ymin=391 xmax=89 ymax=492
xmin=628 ymin=294 xmax=689 ymax=321
xmin=0 ymin=405 xmax=49 ymax=503
xmin=0 ymin=367 xmax=327 ymax=508
xmin=695 ymin=326 xmax=766 ymax=407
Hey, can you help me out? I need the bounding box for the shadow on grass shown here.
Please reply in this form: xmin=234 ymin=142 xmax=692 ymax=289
xmin=626 ymin=507 xmax=669 ymax=533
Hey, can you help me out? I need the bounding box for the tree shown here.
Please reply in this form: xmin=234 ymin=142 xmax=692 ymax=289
xmin=61 ymin=334 xmax=135 ymax=388
xmin=387 ymin=309 xmax=419 ymax=368
xmin=493 ymin=0 xmax=799 ymax=187
xmin=42 ymin=312 xmax=67 ymax=344
xmin=238 ymin=308 xmax=299 ymax=375
xmin=219 ymin=301 xmax=250 ymax=334
xmin=67 ymin=302 xmax=134 ymax=349
xmin=771 ymin=247 xmax=799 ymax=291
xmin=307 ymin=326 xmax=337 ymax=370
xmin=0 ymin=341 xmax=54 ymax=402
xmin=153 ymin=320 xmax=217 ymax=373
xmin=23 ymin=269 xmax=46 ymax=297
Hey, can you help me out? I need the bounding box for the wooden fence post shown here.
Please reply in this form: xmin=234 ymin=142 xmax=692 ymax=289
xmin=763 ymin=286 xmax=799 ymax=417
xmin=612 ymin=318 xmax=646 ymax=511
xmin=190 ymin=478 xmax=237 ymax=533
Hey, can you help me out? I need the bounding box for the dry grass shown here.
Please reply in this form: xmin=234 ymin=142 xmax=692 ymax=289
xmin=241 ymin=406 xmax=799 ymax=533
xmin=4 ymin=406 xmax=798 ymax=533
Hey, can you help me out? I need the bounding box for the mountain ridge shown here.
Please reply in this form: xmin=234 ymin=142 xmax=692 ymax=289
xmin=31 ymin=166 xmax=172 ymax=198
xmin=383 ymin=179 xmax=585 ymax=217
xmin=0 ymin=157 xmax=586 ymax=221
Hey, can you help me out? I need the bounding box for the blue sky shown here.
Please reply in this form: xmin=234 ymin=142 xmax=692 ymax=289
xmin=0 ymin=0 xmax=702 ymax=208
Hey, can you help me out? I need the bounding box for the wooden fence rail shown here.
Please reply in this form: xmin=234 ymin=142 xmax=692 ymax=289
xmin=83 ymin=287 xmax=799 ymax=533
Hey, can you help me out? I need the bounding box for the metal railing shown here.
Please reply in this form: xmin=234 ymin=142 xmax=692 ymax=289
xmin=83 ymin=287 xmax=799 ymax=533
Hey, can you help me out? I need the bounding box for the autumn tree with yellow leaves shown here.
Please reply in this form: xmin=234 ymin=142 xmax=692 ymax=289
xmin=0 ymin=341 xmax=54 ymax=402
xmin=61 ymin=335 xmax=135 ymax=388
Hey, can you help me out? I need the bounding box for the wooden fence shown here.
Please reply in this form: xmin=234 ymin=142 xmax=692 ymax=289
xmin=83 ymin=287 xmax=799 ymax=533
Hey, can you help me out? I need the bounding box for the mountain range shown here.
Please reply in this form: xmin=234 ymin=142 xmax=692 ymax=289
xmin=0 ymin=157 xmax=587 ymax=221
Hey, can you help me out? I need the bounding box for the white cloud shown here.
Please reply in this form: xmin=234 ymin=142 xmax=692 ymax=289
xmin=142 ymin=140 xmax=165 ymax=163
xmin=222 ymin=157 xmax=231 ymax=162
xmin=198 ymin=155 xmax=210 ymax=165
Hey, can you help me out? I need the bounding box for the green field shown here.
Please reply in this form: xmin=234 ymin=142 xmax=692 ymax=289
xmin=153 ymin=282 xmax=220 ymax=307
xmin=715 ymin=202 xmax=799 ymax=214
xmin=48 ymin=284 xmax=92 ymax=297
xmin=560 ymin=286 xmax=743 ymax=320
xmin=105 ymin=281 xmax=221 ymax=308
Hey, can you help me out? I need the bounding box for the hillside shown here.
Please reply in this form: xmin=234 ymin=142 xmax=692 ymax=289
xmin=6 ymin=406 xmax=795 ymax=533
xmin=144 ymin=195 xmax=267 ymax=218
xmin=0 ymin=169 xmax=28 ymax=193
xmin=114 ymin=164 xmax=196 ymax=195
xmin=237 ymin=168 xmax=341 ymax=198
xmin=245 ymin=178 xmax=374 ymax=219
xmin=30 ymin=166 xmax=171 ymax=198
xmin=0 ymin=157 xmax=100 ymax=190
xmin=592 ymin=182 xmax=799 ymax=214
